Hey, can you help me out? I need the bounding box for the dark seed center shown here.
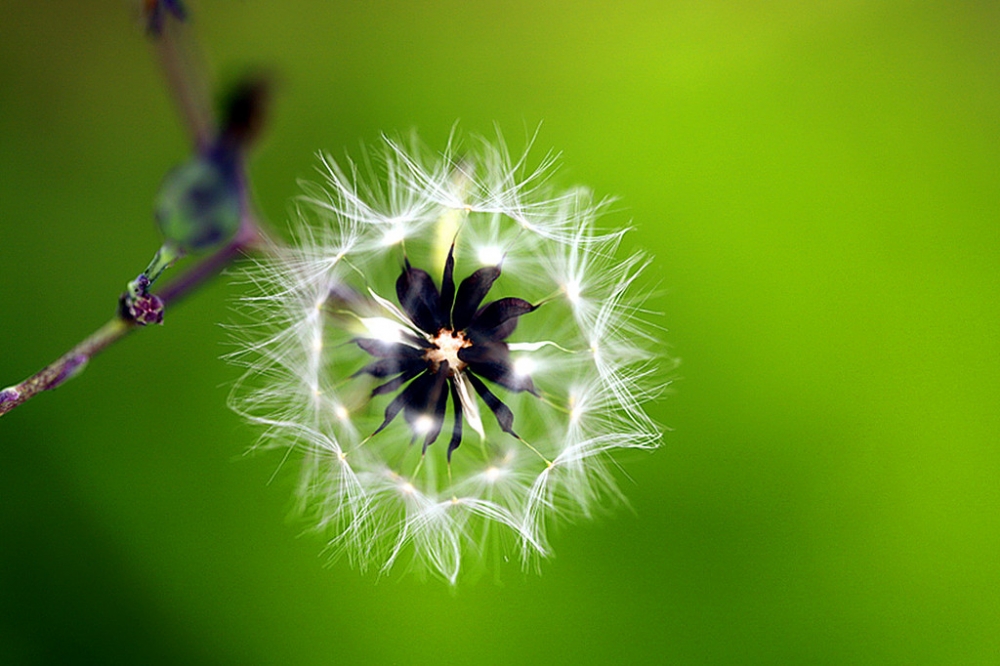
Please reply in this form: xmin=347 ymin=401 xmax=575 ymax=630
xmin=425 ymin=329 xmax=471 ymax=376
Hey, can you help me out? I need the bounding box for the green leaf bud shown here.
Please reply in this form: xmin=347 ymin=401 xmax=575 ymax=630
xmin=154 ymin=152 xmax=242 ymax=255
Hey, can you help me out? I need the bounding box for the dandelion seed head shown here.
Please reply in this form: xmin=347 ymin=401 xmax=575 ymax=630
xmin=229 ymin=131 xmax=668 ymax=583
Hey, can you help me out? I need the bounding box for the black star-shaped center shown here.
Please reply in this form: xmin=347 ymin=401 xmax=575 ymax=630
xmin=352 ymin=245 xmax=539 ymax=460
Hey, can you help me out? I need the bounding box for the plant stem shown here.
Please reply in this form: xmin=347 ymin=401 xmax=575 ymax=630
xmin=0 ymin=5 xmax=272 ymax=418
xmin=154 ymin=7 xmax=214 ymax=150
xmin=0 ymin=226 xmax=260 ymax=418
xmin=0 ymin=319 xmax=130 ymax=417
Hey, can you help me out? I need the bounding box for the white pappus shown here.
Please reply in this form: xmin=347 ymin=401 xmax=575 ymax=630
xmin=228 ymin=131 xmax=668 ymax=584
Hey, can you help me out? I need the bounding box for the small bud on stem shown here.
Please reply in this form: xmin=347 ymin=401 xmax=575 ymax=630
xmin=0 ymin=5 xmax=270 ymax=418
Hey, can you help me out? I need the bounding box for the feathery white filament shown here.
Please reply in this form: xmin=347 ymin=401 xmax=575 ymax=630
xmin=229 ymin=132 xmax=666 ymax=584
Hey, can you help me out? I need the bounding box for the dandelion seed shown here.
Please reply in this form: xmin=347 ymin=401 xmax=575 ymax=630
xmin=564 ymin=279 xmax=582 ymax=304
xmin=382 ymin=222 xmax=408 ymax=246
xmin=513 ymin=356 xmax=537 ymax=377
xmin=477 ymin=244 xmax=505 ymax=266
xmin=229 ymin=132 xmax=666 ymax=583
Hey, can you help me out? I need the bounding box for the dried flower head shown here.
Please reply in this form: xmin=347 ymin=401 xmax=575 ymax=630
xmin=230 ymin=132 xmax=665 ymax=583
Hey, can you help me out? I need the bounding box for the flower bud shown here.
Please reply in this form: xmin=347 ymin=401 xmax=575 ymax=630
xmin=121 ymin=273 xmax=165 ymax=325
xmin=154 ymin=152 xmax=242 ymax=256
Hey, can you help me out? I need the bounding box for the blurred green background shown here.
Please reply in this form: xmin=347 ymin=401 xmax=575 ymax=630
xmin=2 ymin=1 xmax=998 ymax=663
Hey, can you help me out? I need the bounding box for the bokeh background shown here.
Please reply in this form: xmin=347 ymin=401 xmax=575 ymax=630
xmin=2 ymin=1 xmax=998 ymax=663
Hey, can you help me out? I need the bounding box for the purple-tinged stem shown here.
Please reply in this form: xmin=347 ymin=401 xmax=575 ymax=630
xmin=0 ymin=223 xmax=261 ymax=418
xmin=1 ymin=5 xmax=273 ymax=419
xmin=0 ymin=319 xmax=130 ymax=417
xmin=159 ymin=216 xmax=260 ymax=305
xmin=152 ymin=5 xmax=214 ymax=151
